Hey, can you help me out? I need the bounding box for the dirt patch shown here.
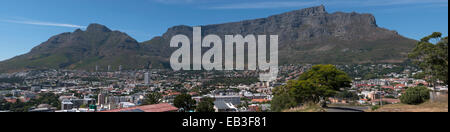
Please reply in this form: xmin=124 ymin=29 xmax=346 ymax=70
xmin=371 ymin=95 xmax=448 ymax=112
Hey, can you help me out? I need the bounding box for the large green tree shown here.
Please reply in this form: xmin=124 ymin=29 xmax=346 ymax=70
xmin=271 ymin=92 xmax=297 ymax=112
xmin=142 ymin=92 xmax=163 ymax=105
xmin=174 ymin=94 xmax=196 ymax=112
xmin=272 ymin=65 xmax=352 ymax=110
xmin=409 ymin=32 xmax=448 ymax=85
xmin=336 ymin=90 xmax=359 ymax=101
xmin=295 ymin=64 xmax=352 ymax=103
xmin=400 ymin=86 xmax=431 ymax=105
xmin=196 ymin=97 xmax=215 ymax=112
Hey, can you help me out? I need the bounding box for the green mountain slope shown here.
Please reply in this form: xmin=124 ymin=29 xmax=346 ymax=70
xmin=0 ymin=24 xmax=168 ymax=72
xmin=0 ymin=6 xmax=416 ymax=72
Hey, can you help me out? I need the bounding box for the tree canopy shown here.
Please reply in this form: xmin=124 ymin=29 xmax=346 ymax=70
xmin=174 ymin=94 xmax=196 ymax=112
xmin=272 ymin=64 xmax=352 ymax=111
xmin=196 ymin=97 xmax=215 ymax=112
xmin=400 ymin=86 xmax=431 ymax=105
xmin=409 ymin=32 xmax=448 ymax=85
xmin=0 ymin=92 xmax=60 ymax=112
xmin=142 ymin=92 xmax=163 ymax=105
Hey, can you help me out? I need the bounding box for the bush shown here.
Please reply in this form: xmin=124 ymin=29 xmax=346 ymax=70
xmin=400 ymin=86 xmax=431 ymax=105
xmin=196 ymin=97 xmax=215 ymax=112
xmin=271 ymin=93 xmax=297 ymax=112
xmin=371 ymin=105 xmax=380 ymax=111
xmin=174 ymin=94 xmax=196 ymax=112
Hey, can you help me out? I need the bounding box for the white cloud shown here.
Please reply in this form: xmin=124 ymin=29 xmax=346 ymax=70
xmin=0 ymin=19 xmax=86 ymax=28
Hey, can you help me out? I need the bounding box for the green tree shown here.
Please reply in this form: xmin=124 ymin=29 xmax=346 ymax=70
xmin=295 ymin=64 xmax=352 ymax=103
xmin=36 ymin=93 xmax=61 ymax=108
xmin=79 ymin=104 xmax=87 ymax=108
xmin=4 ymin=94 xmax=13 ymax=97
xmin=412 ymin=72 xmax=427 ymax=80
xmin=336 ymin=90 xmax=359 ymax=101
xmin=400 ymin=86 xmax=431 ymax=105
xmin=196 ymin=97 xmax=215 ymax=112
xmin=174 ymin=94 xmax=196 ymax=112
xmin=363 ymin=73 xmax=378 ymax=80
xmin=409 ymin=32 xmax=448 ymax=85
xmin=0 ymin=99 xmax=8 ymax=110
xmin=271 ymin=92 xmax=297 ymax=112
xmin=142 ymin=92 xmax=163 ymax=105
xmin=272 ymin=65 xmax=352 ymax=111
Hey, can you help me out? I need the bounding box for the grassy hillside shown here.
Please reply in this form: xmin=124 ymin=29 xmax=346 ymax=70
xmin=369 ymin=94 xmax=448 ymax=112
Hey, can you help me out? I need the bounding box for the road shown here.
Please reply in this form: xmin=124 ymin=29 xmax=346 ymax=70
xmin=325 ymin=106 xmax=369 ymax=112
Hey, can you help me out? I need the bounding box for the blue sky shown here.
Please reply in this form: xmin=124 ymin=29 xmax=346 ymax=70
xmin=0 ymin=0 xmax=448 ymax=61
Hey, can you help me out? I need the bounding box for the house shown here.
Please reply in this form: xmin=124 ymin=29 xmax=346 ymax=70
xmin=395 ymin=84 xmax=406 ymax=89
xmin=214 ymin=101 xmax=238 ymax=112
xmin=61 ymin=100 xmax=74 ymax=110
xmin=211 ymin=95 xmax=241 ymax=105
xmin=382 ymin=86 xmax=394 ymax=90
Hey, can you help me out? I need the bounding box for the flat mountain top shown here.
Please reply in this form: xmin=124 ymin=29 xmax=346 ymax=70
xmin=0 ymin=6 xmax=416 ymax=72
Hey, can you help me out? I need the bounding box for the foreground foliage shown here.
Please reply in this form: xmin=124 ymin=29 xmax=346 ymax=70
xmin=174 ymin=94 xmax=196 ymax=112
xmin=400 ymin=86 xmax=431 ymax=105
xmin=272 ymin=64 xmax=352 ymax=112
xmin=409 ymin=32 xmax=448 ymax=85
xmin=196 ymin=97 xmax=215 ymax=112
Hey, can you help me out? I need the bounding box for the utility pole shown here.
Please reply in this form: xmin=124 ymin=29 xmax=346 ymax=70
xmin=379 ymin=86 xmax=383 ymax=107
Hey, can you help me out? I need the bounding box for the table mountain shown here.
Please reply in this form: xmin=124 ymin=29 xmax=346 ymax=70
xmin=151 ymin=5 xmax=416 ymax=65
xmin=0 ymin=5 xmax=416 ymax=72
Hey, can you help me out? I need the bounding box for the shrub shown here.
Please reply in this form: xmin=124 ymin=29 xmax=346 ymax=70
xmin=400 ymin=86 xmax=431 ymax=105
xmin=371 ymin=105 xmax=380 ymax=111
xmin=271 ymin=93 xmax=297 ymax=112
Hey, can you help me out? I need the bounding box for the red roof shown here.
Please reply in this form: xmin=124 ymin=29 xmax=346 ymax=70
xmin=5 ymin=98 xmax=17 ymax=103
xmin=395 ymin=84 xmax=406 ymax=89
xmin=356 ymin=84 xmax=376 ymax=87
xmin=382 ymin=86 xmax=394 ymax=89
xmin=189 ymin=92 xmax=198 ymax=96
xmin=395 ymin=84 xmax=406 ymax=87
xmin=101 ymin=103 xmax=178 ymax=112
xmin=251 ymin=99 xmax=270 ymax=103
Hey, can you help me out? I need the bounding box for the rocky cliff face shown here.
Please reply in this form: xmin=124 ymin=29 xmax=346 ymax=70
xmin=162 ymin=5 xmax=391 ymax=41
xmin=153 ymin=5 xmax=416 ymax=64
xmin=0 ymin=6 xmax=416 ymax=72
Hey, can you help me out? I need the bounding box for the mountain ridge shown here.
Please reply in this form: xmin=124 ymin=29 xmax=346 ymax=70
xmin=0 ymin=6 xmax=417 ymax=72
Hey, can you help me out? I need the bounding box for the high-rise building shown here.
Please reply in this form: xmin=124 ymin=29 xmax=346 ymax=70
xmin=144 ymin=72 xmax=150 ymax=85
xmin=98 ymin=93 xmax=105 ymax=106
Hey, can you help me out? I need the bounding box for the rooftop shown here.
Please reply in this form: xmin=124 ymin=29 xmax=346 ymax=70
xmin=101 ymin=103 xmax=178 ymax=112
